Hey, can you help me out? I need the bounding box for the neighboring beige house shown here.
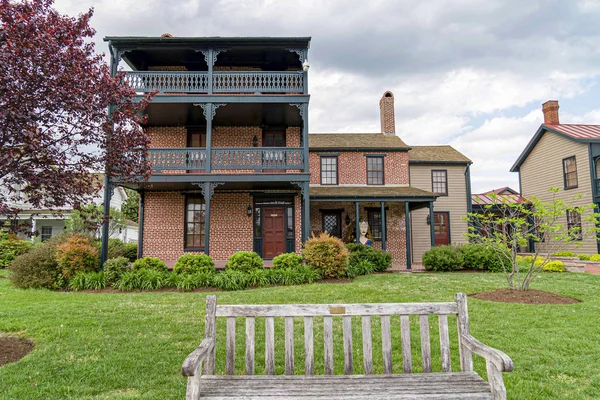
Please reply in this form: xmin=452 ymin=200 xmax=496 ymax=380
xmin=408 ymin=146 xmax=472 ymax=263
xmin=511 ymin=100 xmax=600 ymax=255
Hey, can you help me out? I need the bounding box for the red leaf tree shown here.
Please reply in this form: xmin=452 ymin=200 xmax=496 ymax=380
xmin=0 ymin=0 xmax=153 ymax=226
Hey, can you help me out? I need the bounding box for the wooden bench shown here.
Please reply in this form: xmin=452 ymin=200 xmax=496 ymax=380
xmin=182 ymin=293 xmax=513 ymax=399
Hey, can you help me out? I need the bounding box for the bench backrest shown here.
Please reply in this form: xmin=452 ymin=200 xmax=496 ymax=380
xmin=203 ymin=293 xmax=472 ymax=376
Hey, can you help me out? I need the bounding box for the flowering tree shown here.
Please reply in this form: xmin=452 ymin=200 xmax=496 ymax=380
xmin=0 ymin=0 xmax=153 ymax=228
xmin=467 ymin=188 xmax=599 ymax=290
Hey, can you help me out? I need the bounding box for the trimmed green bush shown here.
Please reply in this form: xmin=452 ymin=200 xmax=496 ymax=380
xmin=69 ymin=271 xmax=106 ymax=291
xmin=225 ymin=251 xmax=263 ymax=272
xmin=123 ymin=243 xmax=138 ymax=262
xmin=0 ymin=232 xmax=33 ymax=268
xmin=8 ymin=241 xmax=64 ymax=289
xmin=303 ymin=233 xmax=349 ymax=278
xmin=422 ymin=245 xmax=463 ymax=272
xmin=55 ymin=234 xmax=99 ymax=280
xmin=173 ymin=254 xmax=215 ymax=275
xmin=346 ymin=244 xmax=392 ymax=272
xmin=272 ymin=253 xmax=302 ymax=270
xmin=212 ymin=270 xmax=250 ymax=291
xmin=543 ymin=260 xmax=566 ymax=272
xmin=552 ymin=251 xmax=576 ymax=257
xmin=578 ymin=254 xmax=591 ymax=261
xmin=589 ymin=254 xmax=600 ymax=262
xmin=132 ymin=256 xmax=168 ymax=272
xmin=459 ymin=244 xmax=510 ymax=272
xmin=103 ymin=257 xmax=130 ymax=285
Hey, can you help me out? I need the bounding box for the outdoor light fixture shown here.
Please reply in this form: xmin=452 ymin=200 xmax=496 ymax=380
xmin=247 ymin=205 xmax=253 ymax=217
xmin=345 ymin=214 xmax=351 ymax=225
xmin=426 ymin=215 xmax=431 ymax=225
xmin=302 ymin=59 xmax=310 ymax=72
xmin=252 ymin=135 xmax=258 ymax=147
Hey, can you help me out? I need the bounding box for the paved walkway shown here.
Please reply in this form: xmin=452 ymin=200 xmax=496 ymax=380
xmin=585 ymin=264 xmax=600 ymax=275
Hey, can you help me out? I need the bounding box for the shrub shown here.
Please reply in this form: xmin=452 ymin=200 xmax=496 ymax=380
xmin=107 ymin=238 xmax=127 ymax=260
xmin=55 ymin=235 xmax=99 ymax=280
xmin=212 ymin=269 xmax=250 ymax=291
xmin=173 ymin=254 xmax=215 ymax=275
xmin=578 ymin=254 xmax=591 ymax=261
xmin=0 ymin=232 xmax=33 ymax=268
xmin=543 ymin=260 xmax=566 ymax=272
xmin=303 ymin=233 xmax=349 ymax=278
xmin=275 ymin=268 xmax=304 ymax=286
xmin=422 ymin=245 xmax=463 ymax=272
xmin=132 ymin=256 xmax=168 ymax=272
xmin=552 ymin=251 xmax=576 ymax=257
xmin=459 ymin=244 xmax=510 ymax=272
xmin=123 ymin=243 xmax=138 ymax=262
xmin=225 ymin=251 xmax=263 ymax=272
xmin=247 ymin=268 xmax=270 ymax=287
xmin=272 ymin=253 xmax=303 ymax=270
xmin=346 ymin=244 xmax=392 ymax=272
xmin=115 ymin=270 xmax=144 ymax=291
xmin=590 ymin=254 xmax=600 ymax=262
xmin=172 ymin=272 xmax=214 ymax=291
xmin=103 ymin=257 xmax=130 ymax=285
xmin=298 ymin=266 xmax=321 ymax=283
xmin=115 ymin=269 xmax=169 ymax=291
xmin=69 ymin=271 xmax=106 ymax=291
xmin=8 ymin=242 xmax=65 ymax=289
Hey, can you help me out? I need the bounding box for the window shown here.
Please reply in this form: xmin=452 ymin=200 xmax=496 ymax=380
xmin=185 ymin=197 xmax=205 ymax=249
xmin=41 ymin=226 xmax=52 ymax=242
xmin=566 ymin=210 xmax=582 ymax=241
xmin=286 ymin=207 xmax=294 ymax=239
xmin=432 ymin=170 xmax=448 ymax=195
xmin=187 ymin=131 xmax=206 ymax=147
xmin=366 ymin=156 xmax=384 ymax=185
xmin=367 ymin=211 xmax=386 ymax=241
xmin=322 ymin=212 xmax=341 ymax=238
xmin=320 ymin=156 xmax=338 ymax=185
xmin=563 ymin=156 xmax=578 ymax=189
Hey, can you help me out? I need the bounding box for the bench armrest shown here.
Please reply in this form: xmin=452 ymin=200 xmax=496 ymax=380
xmin=182 ymin=338 xmax=215 ymax=377
xmin=461 ymin=334 xmax=513 ymax=372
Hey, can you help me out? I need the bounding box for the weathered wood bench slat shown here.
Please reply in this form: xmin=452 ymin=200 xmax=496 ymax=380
xmin=184 ymin=294 xmax=512 ymax=400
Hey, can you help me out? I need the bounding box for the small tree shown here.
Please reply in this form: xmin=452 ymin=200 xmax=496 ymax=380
xmin=466 ymin=188 xmax=599 ymax=290
xmin=66 ymin=204 xmax=125 ymax=238
xmin=121 ymin=189 xmax=139 ymax=223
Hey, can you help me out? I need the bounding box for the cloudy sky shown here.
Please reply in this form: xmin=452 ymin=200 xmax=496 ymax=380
xmin=54 ymin=0 xmax=600 ymax=193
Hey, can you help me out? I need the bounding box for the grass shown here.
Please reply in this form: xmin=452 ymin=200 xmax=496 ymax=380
xmin=0 ymin=268 xmax=599 ymax=399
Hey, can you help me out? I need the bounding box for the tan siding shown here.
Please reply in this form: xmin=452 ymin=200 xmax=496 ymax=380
xmin=409 ymin=165 xmax=470 ymax=262
xmin=520 ymin=132 xmax=597 ymax=254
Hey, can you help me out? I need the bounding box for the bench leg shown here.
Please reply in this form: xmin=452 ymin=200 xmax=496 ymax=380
xmin=186 ymin=362 xmax=203 ymax=400
xmin=486 ymin=359 xmax=507 ymax=400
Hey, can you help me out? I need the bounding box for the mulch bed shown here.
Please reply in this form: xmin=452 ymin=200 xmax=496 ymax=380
xmin=0 ymin=336 xmax=34 ymax=366
xmin=470 ymin=289 xmax=580 ymax=304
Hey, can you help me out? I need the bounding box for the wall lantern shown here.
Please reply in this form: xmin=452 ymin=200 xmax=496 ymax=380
xmin=426 ymin=215 xmax=431 ymax=225
xmin=252 ymin=135 xmax=258 ymax=147
xmin=247 ymin=205 xmax=253 ymax=217
xmin=345 ymin=214 xmax=351 ymax=226
xmin=302 ymin=59 xmax=310 ymax=72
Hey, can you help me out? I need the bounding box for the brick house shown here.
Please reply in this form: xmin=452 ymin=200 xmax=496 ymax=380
xmin=104 ymin=35 xmax=472 ymax=269
xmin=511 ymin=100 xmax=600 ymax=254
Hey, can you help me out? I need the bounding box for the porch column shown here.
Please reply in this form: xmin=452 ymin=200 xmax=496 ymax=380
xmin=207 ymin=48 xmax=214 ymax=94
xmin=100 ymin=176 xmax=111 ymax=267
xmin=302 ymin=181 xmax=310 ymax=243
xmin=205 ymin=103 xmax=213 ymax=173
xmin=30 ymin=217 xmax=36 ymax=240
xmin=137 ymin=191 xmax=145 ymax=259
xmin=429 ymin=201 xmax=435 ymax=247
xmin=380 ymin=201 xmax=386 ymax=252
xmin=204 ymin=183 xmax=212 ymax=255
xmin=355 ymin=202 xmax=360 ymax=243
xmin=302 ymin=103 xmax=309 ymax=173
xmin=405 ymin=202 xmax=411 ymax=270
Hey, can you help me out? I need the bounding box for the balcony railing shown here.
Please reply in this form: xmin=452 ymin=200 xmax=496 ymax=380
xmin=124 ymin=71 xmax=304 ymax=94
xmin=149 ymin=147 xmax=305 ymax=172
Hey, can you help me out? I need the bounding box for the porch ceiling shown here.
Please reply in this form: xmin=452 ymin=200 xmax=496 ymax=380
xmin=309 ymin=186 xmax=437 ymax=202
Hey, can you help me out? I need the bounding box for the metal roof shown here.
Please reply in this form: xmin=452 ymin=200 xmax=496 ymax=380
xmin=471 ymin=193 xmax=527 ymax=206
xmin=104 ymin=36 xmax=311 ymax=48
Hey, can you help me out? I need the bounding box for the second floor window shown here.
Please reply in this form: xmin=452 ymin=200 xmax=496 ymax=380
xmin=563 ymin=156 xmax=578 ymax=189
xmin=320 ymin=156 xmax=338 ymax=185
xmin=566 ymin=210 xmax=583 ymax=241
xmin=366 ymin=156 xmax=384 ymax=185
xmin=432 ymin=170 xmax=448 ymax=195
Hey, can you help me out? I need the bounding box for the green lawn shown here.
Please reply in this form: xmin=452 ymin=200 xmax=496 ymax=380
xmin=0 ymin=268 xmax=599 ymax=399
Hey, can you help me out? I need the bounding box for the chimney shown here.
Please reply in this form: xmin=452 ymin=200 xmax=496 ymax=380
xmin=379 ymin=91 xmax=395 ymax=135
xmin=542 ymin=100 xmax=560 ymax=125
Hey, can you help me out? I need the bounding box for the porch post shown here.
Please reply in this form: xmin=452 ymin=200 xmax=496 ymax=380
xmin=405 ymin=201 xmax=411 ymax=270
xmin=429 ymin=201 xmax=435 ymax=247
xmin=204 ymin=183 xmax=211 ymax=256
xmin=302 ymin=103 xmax=309 ymax=173
xmin=302 ymin=181 xmax=310 ymax=242
xmin=380 ymin=201 xmax=386 ymax=252
xmin=100 ymin=176 xmax=111 ymax=267
xmin=355 ymin=201 xmax=360 ymax=243
xmin=137 ymin=191 xmax=145 ymax=259
xmin=207 ymin=48 xmax=214 ymax=94
xmin=205 ymin=103 xmax=213 ymax=173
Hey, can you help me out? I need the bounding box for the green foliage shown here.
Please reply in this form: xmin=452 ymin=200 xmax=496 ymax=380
xmin=272 ymin=253 xmax=303 ymax=270
xmin=7 ymin=241 xmax=64 ymax=289
xmin=303 ymin=233 xmax=349 ymax=278
xmin=173 ymin=254 xmax=215 ymax=275
xmin=589 ymin=254 xmax=600 ymax=262
xmin=212 ymin=270 xmax=250 ymax=291
xmin=225 ymin=251 xmax=263 ymax=272
xmin=103 ymin=257 xmax=130 ymax=285
xmin=543 ymin=260 xmax=566 ymax=272
xmin=422 ymin=245 xmax=463 ymax=272
xmin=121 ymin=189 xmax=140 ymax=223
xmin=115 ymin=269 xmax=170 ymax=291
xmin=459 ymin=244 xmax=510 ymax=272
xmin=552 ymin=251 xmax=576 ymax=257
xmin=171 ymin=272 xmax=214 ymax=291
xmin=0 ymin=231 xmax=33 ymax=268
xmin=107 ymin=238 xmax=129 ymax=260
xmin=578 ymin=254 xmax=591 ymax=261
xmin=69 ymin=271 xmax=106 ymax=291
xmin=346 ymin=243 xmax=392 ymax=272
xmin=268 ymin=266 xmax=321 ymax=286
xmin=66 ymin=204 xmax=126 ymax=238
xmin=298 ymin=266 xmax=322 ymax=283
xmin=246 ymin=268 xmax=271 ymax=287
xmin=132 ymin=256 xmax=168 ymax=272
xmin=55 ymin=234 xmax=99 ymax=280
xmin=123 ymin=243 xmax=138 ymax=262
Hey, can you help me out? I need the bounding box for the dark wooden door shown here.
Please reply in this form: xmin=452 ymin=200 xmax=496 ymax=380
xmin=263 ymin=207 xmax=286 ymax=258
xmin=434 ymin=212 xmax=450 ymax=246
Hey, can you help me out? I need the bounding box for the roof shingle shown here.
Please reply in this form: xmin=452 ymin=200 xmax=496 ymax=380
xmin=309 ymin=134 xmax=410 ymax=150
xmin=310 ymin=186 xmax=436 ymax=199
xmin=408 ymin=146 xmax=471 ymax=163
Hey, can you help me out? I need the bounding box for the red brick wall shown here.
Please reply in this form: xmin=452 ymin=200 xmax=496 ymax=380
xmin=143 ymin=192 xmax=185 ymax=263
xmin=309 ymin=151 xmax=409 ymax=185
xmin=310 ymin=202 xmax=407 ymax=266
xmin=210 ymin=193 xmax=254 ymax=260
xmin=147 ymin=126 xmax=186 ymax=148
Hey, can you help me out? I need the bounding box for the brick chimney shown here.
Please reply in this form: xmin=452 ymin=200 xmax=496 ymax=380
xmin=379 ymin=91 xmax=395 ymax=135
xmin=542 ymin=100 xmax=560 ymax=125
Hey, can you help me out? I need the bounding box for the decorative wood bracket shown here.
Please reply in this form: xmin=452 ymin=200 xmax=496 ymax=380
xmin=290 ymin=181 xmax=306 ymax=197
xmin=192 ymin=103 xmax=227 ymax=120
xmin=191 ymin=182 xmax=225 ymax=199
xmin=286 ymin=48 xmax=307 ymax=63
xmin=289 ymin=103 xmax=305 ymax=118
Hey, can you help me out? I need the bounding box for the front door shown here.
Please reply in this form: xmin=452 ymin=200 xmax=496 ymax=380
xmin=434 ymin=212 xmax=450 ymax=246
xmin=263 ymin=207 xmax=286 ymax=258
